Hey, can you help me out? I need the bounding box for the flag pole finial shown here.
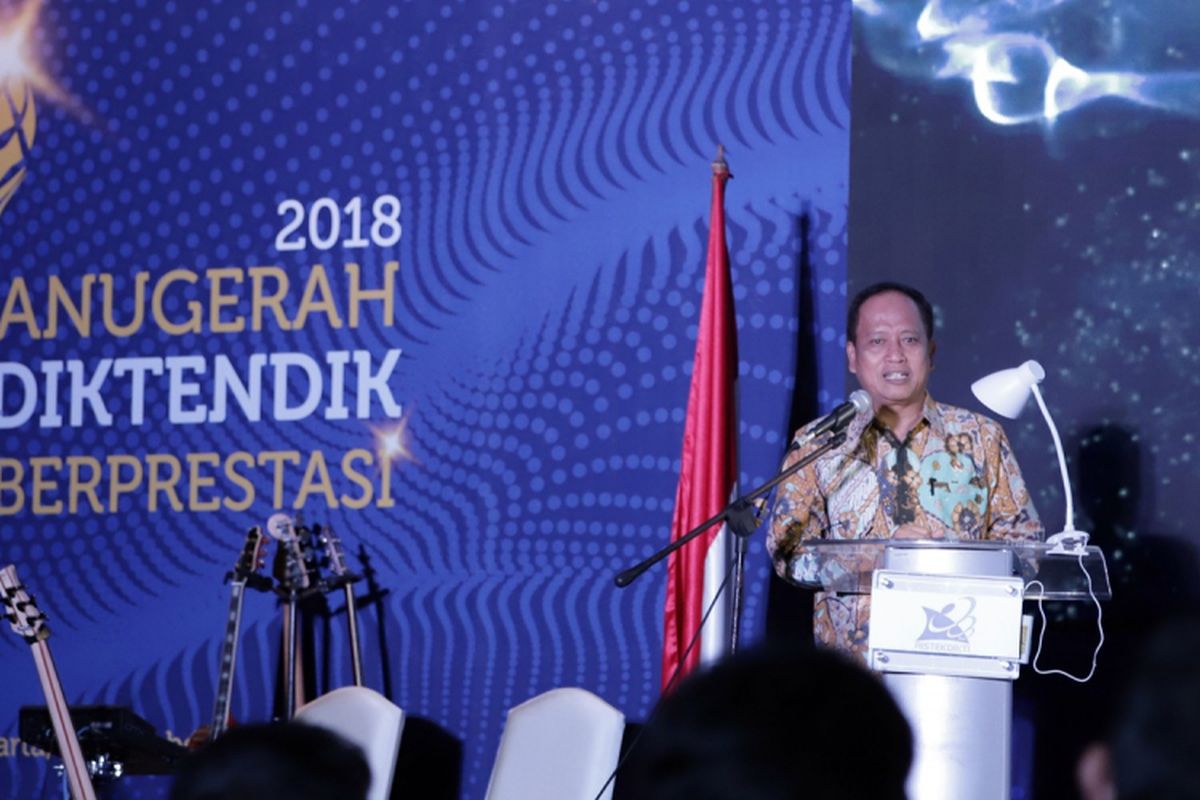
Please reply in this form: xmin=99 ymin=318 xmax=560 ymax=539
xmin=711 ymin=144 xmax=730 ymax=177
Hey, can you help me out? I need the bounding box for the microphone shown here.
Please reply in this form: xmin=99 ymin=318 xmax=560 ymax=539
xmin=790 ymin=390 xmax=873 ymax=450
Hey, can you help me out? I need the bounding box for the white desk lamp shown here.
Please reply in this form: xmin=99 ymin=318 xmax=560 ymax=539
xmin=971 ymin=360 xmax=1089 ymax=555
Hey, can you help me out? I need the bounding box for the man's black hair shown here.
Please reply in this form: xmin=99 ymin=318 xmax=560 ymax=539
xmin=846 ymin=282 xmax=934 ymax=344
xmin=170 ymin=722 xmax=371 ymax=800
xmin=620 ymin=644 xmax=912 ymax=800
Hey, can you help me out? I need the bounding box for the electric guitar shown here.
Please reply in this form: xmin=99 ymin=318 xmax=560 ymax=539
xmin=319 ymin=526 xmax=364 ymax=686
xmin=209 ymin=527 xmax=270 ymax=740
xmin=1 ymin=564 xmax=98 ymax=800
xmin=268 ymin=513 xmax=312 ymax=719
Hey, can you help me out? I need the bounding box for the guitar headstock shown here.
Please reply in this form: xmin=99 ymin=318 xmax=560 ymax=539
xmin=0 ymin=565 xmax=50 ymax=644
xmin=320 ymin=526 xmax=348 ymax=578
xmin=230 ymin=527 xmax=270 ymax=583
xmin=268 ymin=514 xmax=311 ymax=593
xmin=292 ymin=518 xmax=323 ymax=588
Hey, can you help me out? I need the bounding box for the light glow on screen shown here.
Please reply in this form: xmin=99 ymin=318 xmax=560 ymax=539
xmin=854 ymin=0 xmax=1200 ymax=127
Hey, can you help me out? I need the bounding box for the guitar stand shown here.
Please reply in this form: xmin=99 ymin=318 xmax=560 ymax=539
xmin=276 ymin=586 xmax=306 ymax=721
xmin=232 ymin=572 xmax=274 ymax=593
xmin=306 ymin=573 xmax=366 ymax=688
xmin=275 ymin=580 xmax=332 ymax=719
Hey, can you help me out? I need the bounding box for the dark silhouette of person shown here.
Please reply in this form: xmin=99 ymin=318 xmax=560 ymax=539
xmin=169 ymin=722 xmax=370 ymax=800
xmin=1077 ymin=616 xmax=1200 ymax=800
xmin=619 ymin=644 xmax=912 ymax=799
xmin=1031 ymin=424 xmax=1200 ymax=798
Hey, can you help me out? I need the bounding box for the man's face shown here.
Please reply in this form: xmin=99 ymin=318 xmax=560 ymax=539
xmin=846 ymin=291 xmax=934 ymax=412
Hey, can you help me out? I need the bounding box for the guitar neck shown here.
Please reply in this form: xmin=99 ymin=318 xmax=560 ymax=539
xmin=320 ymin=530 xmax=363 ymax=687
xmin=341 ymin=583 xmax=364 ymax=687
xmin=281 ymin=596 xmax=303 ymax=720
xmin=30 ymin=640 xmax=97 ymax=800
xmin=210 ymin=580 xmax=248 ymax=738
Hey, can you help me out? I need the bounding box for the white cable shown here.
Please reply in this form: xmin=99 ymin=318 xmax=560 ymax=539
xmin=1025 ymin=552 xmax=1103 ymax=682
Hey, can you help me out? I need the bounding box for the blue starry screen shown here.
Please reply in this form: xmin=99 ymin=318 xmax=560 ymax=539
xmin=848 ymin=0 xmax=1200 ymax=586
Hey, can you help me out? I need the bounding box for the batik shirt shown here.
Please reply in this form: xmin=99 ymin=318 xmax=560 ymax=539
xmin=767 ymin=395 xmax=1043 ymax=658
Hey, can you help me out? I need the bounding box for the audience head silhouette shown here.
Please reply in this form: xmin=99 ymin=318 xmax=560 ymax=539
xmin=1079 ymin=616 xmax=1200 ymax=800
xmin=622 ymin=644 xmax=912 ymax=799
xmin=170 ymin=721 xmax=370 ymax=800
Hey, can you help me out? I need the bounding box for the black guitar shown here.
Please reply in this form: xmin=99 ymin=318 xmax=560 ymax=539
xmin=209 ymin=527 xmax=270 ymax=740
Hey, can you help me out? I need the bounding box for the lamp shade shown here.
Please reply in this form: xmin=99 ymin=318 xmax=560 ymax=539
xmin=970 ymin=360 xmax=1046 ymax=419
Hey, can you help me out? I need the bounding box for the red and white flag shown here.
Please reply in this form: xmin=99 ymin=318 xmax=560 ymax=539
xmin=661 ymin=150 xmax=738 ymax=689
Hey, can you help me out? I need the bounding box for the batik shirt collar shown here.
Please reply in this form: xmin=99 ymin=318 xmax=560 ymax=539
xmin=838 ymin=392 xmax=945 ymax=458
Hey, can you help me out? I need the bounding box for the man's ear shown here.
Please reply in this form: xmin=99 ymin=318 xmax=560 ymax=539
xmin=846 ymin=340 xmax=857 ymax=375
xmin=928 ymin=338 xmax=937 ymax=369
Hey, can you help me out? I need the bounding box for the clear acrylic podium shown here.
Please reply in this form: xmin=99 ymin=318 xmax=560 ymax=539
xmin=796 ymin=540 xmax=1110 ymax=800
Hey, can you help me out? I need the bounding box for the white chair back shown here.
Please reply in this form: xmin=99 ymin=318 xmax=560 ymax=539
xmin=485 ymin=687 xmax=625 ymax=800
xmin=295 ymin=686 xmax=405 ymax=800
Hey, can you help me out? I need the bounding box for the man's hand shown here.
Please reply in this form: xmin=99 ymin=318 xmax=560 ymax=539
xmin=892 ymin=524 xmax=943 ymax=540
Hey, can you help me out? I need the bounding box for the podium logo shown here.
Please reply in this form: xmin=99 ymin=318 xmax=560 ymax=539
xmin=916 ymin=597 xmax=976 ymax=652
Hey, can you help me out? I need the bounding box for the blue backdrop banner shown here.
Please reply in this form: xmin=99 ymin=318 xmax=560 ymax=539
xmin=0 ymin=1 xmax=852 ymax=796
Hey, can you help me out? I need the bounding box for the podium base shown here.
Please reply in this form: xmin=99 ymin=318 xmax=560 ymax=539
xmin=887 ymin=672 xmax=1011 ymax=800
xmin=882 ymin=544 xmax=1015 ymax=800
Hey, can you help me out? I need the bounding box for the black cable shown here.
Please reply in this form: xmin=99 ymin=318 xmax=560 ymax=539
xmin=590 ymin=551 xmax=738 ymax=800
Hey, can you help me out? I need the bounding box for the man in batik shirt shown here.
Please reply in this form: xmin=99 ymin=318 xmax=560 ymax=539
xmin=768 ymin=282 xmax=1043 ymax=659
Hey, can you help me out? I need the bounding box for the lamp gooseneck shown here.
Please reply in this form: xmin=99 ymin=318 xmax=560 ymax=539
xmin=1029 ymin=382 xmax=1076 ymax=533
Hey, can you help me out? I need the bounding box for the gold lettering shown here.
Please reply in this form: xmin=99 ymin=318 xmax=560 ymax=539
xmin=0 ymin=458 xmax=25 ymax=515
xmin=0 ymin=277 xmax=41 ymax=339
xmin=378 ymin=456 xmax=395 ymax=509
xmin=146 ymin=454 xmax=184 ymax=512
xmin=66 ymin=456 xmax=104 ymax=514
xmin=249 ymin=266 xmax=293 ymax=331
xmin=99 ymin=272 xmax=150 ymax=337
xmin=106 ymin=455 xmax=144 ymax=511
xmin=45 ymin=275 xmax=95 ymax=338
xmin=339 ymin=449 xmax=373 ymax=509
xmin=29 ymin=457 xmax=63 ymax=515
xmin=346 ymin=261 xmax=396 ymax=328
xmin=294 ymin=450 xmax=338 ymax=509
xmin=150 ymin=269 xmax=202 ymax=335
xmin=187 ymin=452 xmax=220 ymax=511
xmin=257 ymin=450 xmax=300 ymax=508
xmin=293 ymin=264 xmax=343 ymax=329
xmin=223 ymin=451 xmax=255 ymax=512
xmin=208 ymin=267 xmax=246 ymax=333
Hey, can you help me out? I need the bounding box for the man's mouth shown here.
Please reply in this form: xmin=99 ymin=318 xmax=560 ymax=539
xmin=883 ymin=371 xmax=909 ymax=382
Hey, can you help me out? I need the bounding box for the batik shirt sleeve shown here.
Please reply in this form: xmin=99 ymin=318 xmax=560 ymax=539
xmin=979 ymin=418 xmax=1043 ymax=541
xmin=767 ymin=427 xmax=831 ymax=584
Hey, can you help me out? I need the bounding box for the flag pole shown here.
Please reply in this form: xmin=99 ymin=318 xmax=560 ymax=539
xmin=708 ymin=145 xmax=748 ymax=655
xmin=652 ymin=144 xmax=738 ymax=688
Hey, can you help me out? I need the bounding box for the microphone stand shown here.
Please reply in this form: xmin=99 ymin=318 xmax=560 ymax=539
xmin=614 ymin=429 xmax=848 ymax=652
